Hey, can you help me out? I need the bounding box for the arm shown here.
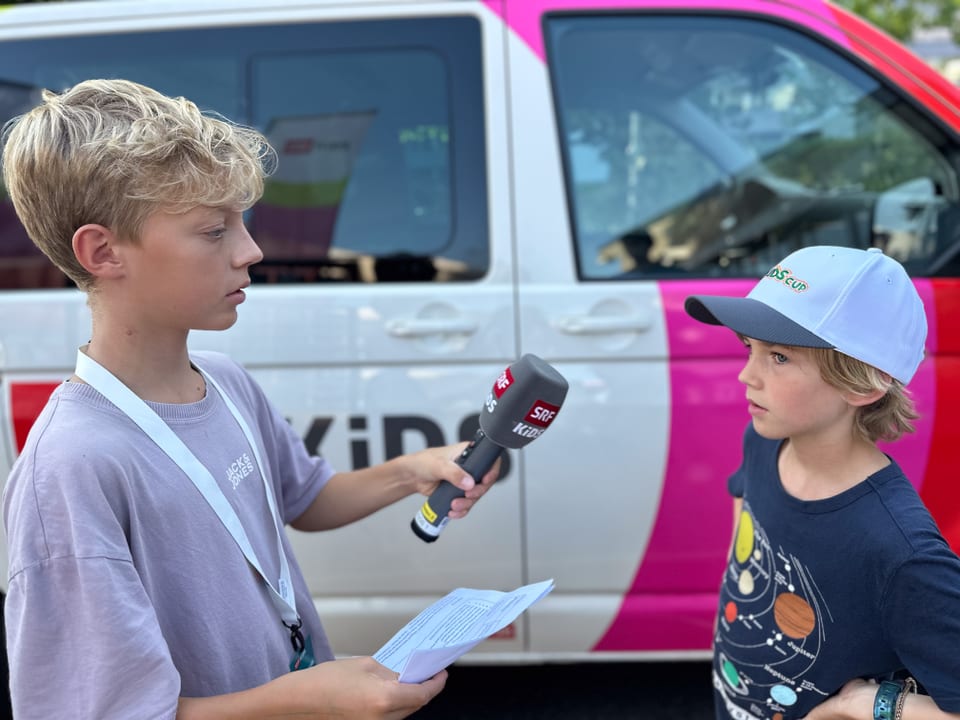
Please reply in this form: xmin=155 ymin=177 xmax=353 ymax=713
xmin=291 ymin=442 xmax=500 ymax=532
xmin=714 ymin=497 xmax=743 ymax=635
xmin=804 ymin=679 xmax=960 ymax=720
xmin=805 ymin=543 xmax=960 ymax=720
xmin=178 ymin=657 xmax=446 ymax=720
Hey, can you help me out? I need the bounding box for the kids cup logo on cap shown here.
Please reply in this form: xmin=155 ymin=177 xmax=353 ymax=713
xmin=766 ymin=264 xmax=809 ymax=293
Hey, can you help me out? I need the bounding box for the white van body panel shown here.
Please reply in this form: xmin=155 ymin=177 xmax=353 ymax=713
xmin=505 ymin=23 xmax=670 ymax=653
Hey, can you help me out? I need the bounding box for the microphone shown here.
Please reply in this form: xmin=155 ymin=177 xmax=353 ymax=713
xmin=410 ymin=354 xmax=569 ymax=543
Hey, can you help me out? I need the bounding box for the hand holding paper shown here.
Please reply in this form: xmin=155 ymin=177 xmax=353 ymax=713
xmin=374 ymin=578 xmax=555 ymax=683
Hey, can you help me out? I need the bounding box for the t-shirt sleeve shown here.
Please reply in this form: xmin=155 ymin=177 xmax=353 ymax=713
xmin=262 ymin=397 xmax=336 ymax=524
xmin=6 ymin=557 xmax=181 ymax=719
xmin=880 ymin=544 xmax=960 ymax=711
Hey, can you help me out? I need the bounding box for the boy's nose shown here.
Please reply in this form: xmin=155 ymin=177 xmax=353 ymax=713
xmin=236 ymin=224 xmax=264 ymax=267
xmin=737 ymin=357 xmax=757 ymax=387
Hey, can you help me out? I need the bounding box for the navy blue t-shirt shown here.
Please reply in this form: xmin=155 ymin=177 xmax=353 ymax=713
xmin=712 ymin=425 xmax=960 ymax=719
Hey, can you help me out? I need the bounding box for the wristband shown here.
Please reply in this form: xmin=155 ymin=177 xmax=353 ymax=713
xmin=894 ymin=677 xmax=917 ymax=720
xmin=874 ymin=680 xmax=902 ymax=720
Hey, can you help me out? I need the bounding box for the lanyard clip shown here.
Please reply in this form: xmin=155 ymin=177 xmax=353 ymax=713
xmin=283 ymin=617 xmax=305 ymax=654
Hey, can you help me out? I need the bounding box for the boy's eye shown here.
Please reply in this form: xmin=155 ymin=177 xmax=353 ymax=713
xmin=205 ymin=228 xmax=226 ymax=240
xmin=772 ymin=352 xmax=788 ymax=364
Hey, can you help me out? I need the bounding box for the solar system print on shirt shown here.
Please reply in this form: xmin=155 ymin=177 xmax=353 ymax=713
xmin=713 ymin=502 xmax=832 ymax=720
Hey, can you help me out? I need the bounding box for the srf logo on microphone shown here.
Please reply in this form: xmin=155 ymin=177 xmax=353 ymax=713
xmin=492 ymin=367 xmax=514 ymax=398
xmin=525 ymin=401 xmax=560 ymax=428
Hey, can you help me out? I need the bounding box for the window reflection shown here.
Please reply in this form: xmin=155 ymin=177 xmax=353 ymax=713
xmin=0 ymin=17 xmax=486 ymax=288
xmin=548 ymin=15 xmax=960 ymax=279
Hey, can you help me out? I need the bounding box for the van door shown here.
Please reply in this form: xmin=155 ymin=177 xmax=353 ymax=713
xmin=506 ymin=3 xmax=960 ymax=658
xmin=0 ymin=0 xmax=519 ymax=657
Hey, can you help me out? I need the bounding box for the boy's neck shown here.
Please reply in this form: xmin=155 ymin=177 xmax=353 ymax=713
xmin=778 ymin=434 xmax=890 ymax=501
xmin=77 ymin=324 xmax=205 ymax=405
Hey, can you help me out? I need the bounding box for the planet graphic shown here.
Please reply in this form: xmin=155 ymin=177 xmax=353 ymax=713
xmin=773 ymin=592 xmax=816 ymax=639
xmin=735 ymin=511 xmax=754 ymax=564
xmin=725 ymin=601 xmax=737 ymax=623
xmin=738 ymin=569 xmax=755 ymax=595
xmin=770 ymin=684 xmax=798 ymax=706
xmin=719 ymin=654 xmax=748 ymax=695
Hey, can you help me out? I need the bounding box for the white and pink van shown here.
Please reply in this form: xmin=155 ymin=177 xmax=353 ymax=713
xmin=0 ymin=0 xmax=958 ymax=669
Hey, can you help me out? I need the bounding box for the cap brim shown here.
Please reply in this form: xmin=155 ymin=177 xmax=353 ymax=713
xmin=684 ymin=295 xmax=834 ymax=349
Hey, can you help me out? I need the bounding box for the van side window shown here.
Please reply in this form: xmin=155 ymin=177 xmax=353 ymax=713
xmin=0 ymin=16 xmax=486 ymax=288
xmin=547 ymin=15 xmax=960 ymax=280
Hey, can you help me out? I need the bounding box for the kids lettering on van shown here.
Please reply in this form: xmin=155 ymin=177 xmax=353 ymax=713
xmin=301 ymin=412 xmax=512 ymax=476
xmin=5 ymin=394 xmax=513 ymax=481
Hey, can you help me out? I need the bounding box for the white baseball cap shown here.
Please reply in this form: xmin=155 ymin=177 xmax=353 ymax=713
xmin=684 ymin=246 xmax=927 ymax=384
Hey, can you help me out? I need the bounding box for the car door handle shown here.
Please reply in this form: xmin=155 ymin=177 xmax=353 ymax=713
xmin=555 ymin=314 xmax=651 ymax=335
xmin=385 ymin=318 xmax=479 ymax=338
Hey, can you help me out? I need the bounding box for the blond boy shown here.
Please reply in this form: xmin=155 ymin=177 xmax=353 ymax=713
xmin=1 ymin=79 xmax=496 ymax=719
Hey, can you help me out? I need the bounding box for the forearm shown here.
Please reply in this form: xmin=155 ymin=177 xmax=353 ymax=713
xmin=900 ymin=693 xmax=960 ymax=720
xmin=859 ymin=693 xmax=960 ymax=720
xmin=176 ymin=671 xmax=314 ymax=719
xmin=177 ymin=655 xmax=445 ymax=720
xmin=810 ymin=680 xmax=960 ymax=720
xmin=291 ymin=456 xmax=416 ymax=531
xmin=290 ymin=444 xmax=484 ymax=532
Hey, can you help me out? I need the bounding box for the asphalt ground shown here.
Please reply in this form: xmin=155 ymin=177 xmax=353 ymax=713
xmin=410 ymin=661 xmax=715 ymax=719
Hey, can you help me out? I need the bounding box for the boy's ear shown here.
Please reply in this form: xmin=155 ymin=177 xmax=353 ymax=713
xmin=843 ymin=387 xmax=887 ymax=408
xmin=72 ymin=223 xmax=125 ymax=279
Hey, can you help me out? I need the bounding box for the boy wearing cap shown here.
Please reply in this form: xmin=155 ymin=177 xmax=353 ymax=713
xmin=685 ymin=246 xmax=960 ymax=720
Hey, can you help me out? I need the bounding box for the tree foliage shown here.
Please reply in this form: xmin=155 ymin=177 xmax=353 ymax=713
xmin=835 ymin=0 xmax=960 ymax=42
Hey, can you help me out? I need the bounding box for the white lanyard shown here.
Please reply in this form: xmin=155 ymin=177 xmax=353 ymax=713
xmin=74 ymin=349 xmax=300 ymax=630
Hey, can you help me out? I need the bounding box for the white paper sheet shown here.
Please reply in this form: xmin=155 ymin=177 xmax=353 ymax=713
xmin=373 ymin=578 xmax=555 ymax=683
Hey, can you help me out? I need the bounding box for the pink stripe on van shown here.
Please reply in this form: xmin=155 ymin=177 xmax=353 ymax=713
xmin=484 ymin=0 xmax=849 ymax=62
xmin=595 ymin=279 xmax=750 ymax=651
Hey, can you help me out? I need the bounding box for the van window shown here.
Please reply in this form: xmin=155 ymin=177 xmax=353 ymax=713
xmin=0 ymin=16 xmax=487 ymax=288
xmin=547 ymin=14 xmax=960 ymax=280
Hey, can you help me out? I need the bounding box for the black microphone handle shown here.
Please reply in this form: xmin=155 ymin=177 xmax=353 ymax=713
xmin=410 ymin=429 xmax=505 ymax=543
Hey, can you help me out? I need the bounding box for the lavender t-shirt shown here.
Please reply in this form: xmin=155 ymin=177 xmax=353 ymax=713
xmin=3 ymin=351 xmax=335 ymax=719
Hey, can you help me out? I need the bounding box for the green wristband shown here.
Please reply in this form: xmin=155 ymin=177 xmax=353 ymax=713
xmin=874 ymin=680 xmax=902 ymax=720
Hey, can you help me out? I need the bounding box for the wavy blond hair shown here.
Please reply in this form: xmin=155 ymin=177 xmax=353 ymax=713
xmin=811 ymin=347 xmax=919 ymax=443
xmin=1 ymin=78 xmax=274 ymax=290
